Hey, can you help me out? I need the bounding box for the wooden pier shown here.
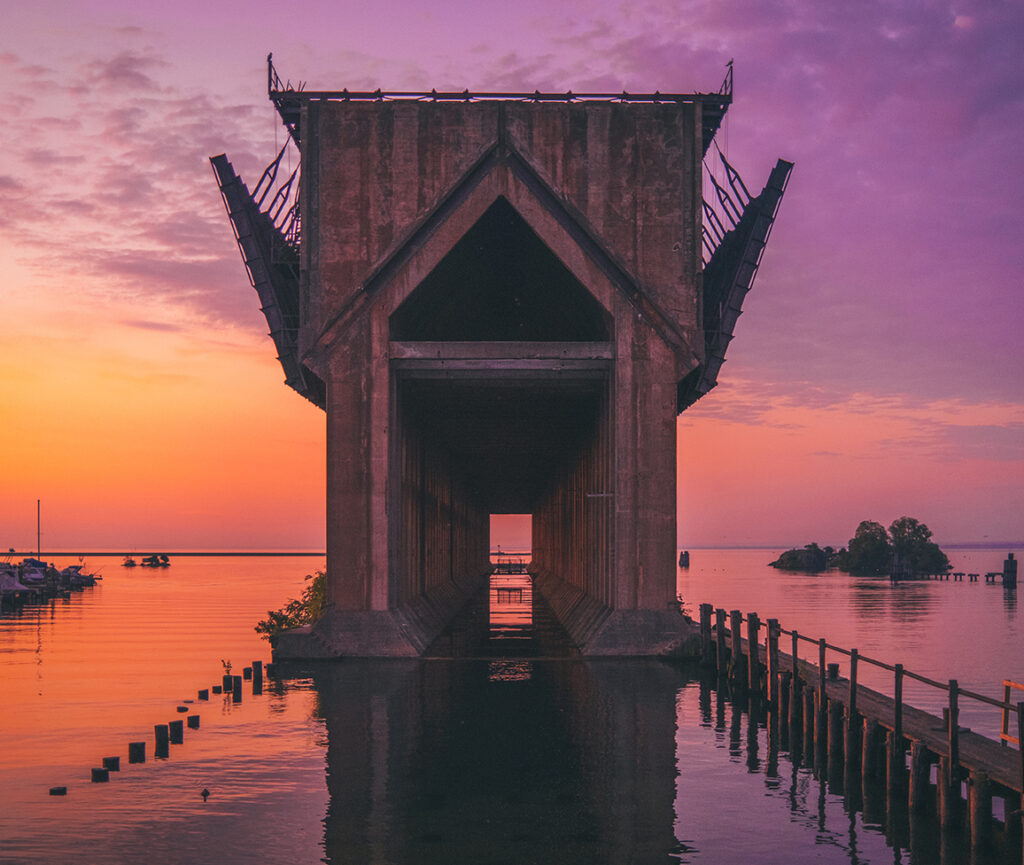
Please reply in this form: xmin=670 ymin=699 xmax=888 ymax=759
xmin=698 ymin=603 xmax=1024 ymax=857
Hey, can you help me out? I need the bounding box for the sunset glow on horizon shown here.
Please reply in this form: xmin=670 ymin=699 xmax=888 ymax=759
xmin=2 ymin=1 xmax=1021 ymax=552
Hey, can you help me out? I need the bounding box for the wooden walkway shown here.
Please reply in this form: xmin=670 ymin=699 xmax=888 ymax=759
xmin=698 ymin=603 xmax=1024 ymax=857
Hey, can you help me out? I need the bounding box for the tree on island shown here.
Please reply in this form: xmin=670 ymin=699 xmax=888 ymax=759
xmin=770 ymin=516 xmax=950 ymax=576
xmin=840 ymin=516 xmax=950 ymax=576
xmin=888 ymin=516 xmax=950 ymax=576
xmin=844 ymin=520 xmax=891 ymax=575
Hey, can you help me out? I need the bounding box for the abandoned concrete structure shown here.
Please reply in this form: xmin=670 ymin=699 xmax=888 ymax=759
xmin=212 ymin=58 xmax=791 ymax=658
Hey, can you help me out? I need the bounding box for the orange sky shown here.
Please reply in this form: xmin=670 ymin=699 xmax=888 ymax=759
xmin=1 ymin=3 xmax=1022 ymax=552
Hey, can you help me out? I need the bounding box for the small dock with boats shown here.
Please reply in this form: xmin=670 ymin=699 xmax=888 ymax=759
xmin=0 ymin=554 xmax=101 ymax=609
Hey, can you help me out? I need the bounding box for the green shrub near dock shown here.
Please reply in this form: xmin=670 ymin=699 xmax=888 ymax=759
xmin=255 ymin=570 xmax=326 ymax=642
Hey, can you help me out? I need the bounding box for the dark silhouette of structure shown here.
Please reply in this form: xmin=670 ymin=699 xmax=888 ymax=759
xmin=212 ymin=57 xmax=791 ymax=657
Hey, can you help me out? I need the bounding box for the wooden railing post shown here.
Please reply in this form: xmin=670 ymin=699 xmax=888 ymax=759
xmin=849 ymin=649 xmax=858 ymax=720
xmin=949 ymin=679 xmax=960 ymax=774
xmin=894 ymin=664 xmax=903 ymax=746
xmin=818 ymin=638 xmax=827 ymax=711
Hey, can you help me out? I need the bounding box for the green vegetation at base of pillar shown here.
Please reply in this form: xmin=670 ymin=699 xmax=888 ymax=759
xmin=255 ymin=570 xmax=327 ymax=642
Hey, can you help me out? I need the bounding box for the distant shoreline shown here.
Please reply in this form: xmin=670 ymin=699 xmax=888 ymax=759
xmin=10 ymin=551 xmax=326 ymax=558
xmin=10 ymin=542 xmax=1019 ymax=559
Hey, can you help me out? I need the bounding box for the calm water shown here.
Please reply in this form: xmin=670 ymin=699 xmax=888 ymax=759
xmin=0 ymin=549 xmax=1019 ymax=864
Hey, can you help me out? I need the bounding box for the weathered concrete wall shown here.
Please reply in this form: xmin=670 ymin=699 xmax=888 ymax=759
xmin=300 ymin=99 xmax=703 ymax=373
xmin=289 ymin=97 xmax=703 ymax=657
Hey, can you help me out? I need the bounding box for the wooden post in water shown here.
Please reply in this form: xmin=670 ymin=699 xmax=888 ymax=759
xmin=908 ymin=741 xmax=931 ymax=813
xmin=828 ymin=697 xmax=844 ymax=780
xmin=766 ymin=619 xmax=779 ymax=705
xmin=817 ymin=638 xmax=826 ymax=700
xmin=938 ymin=755 xmax=957 ymax=827
xmin=862 ymin=718 xmax=883 ymax=780
xmin=884 ymin=730 xmax=902 ymax=816
xmin=968 ymin=771 xmax=992 ymax=850
xmin=699 ymin=603 xmax=713 ymax=666
xmin=154 ymin=724 xmax=170 ymax=759
xmin=747 ymin=612 xmax=761 ymax=695
xmin=715 ymin=609 xmax=727 ymax=677
xmin=252 ymin=660 xmax=263 ymax=695
xmin=779 ymin=671 xmax=792 ymax=729
xmin=730 ymin=610 xmax=745 ymax=688
xmin=803 ymin=686 xmax=816 ymax=766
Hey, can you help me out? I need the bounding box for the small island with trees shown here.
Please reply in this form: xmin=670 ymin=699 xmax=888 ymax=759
xmin=770 ymin=516 xmax=951 ymax=577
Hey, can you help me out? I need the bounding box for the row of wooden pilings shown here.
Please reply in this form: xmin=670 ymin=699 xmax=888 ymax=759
xmin=697 ymin=604 xmax=1024 ymax=859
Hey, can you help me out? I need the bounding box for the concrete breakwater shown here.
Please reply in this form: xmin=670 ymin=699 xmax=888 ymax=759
xmin=698 ymin=603 xmax=1024 ymax=859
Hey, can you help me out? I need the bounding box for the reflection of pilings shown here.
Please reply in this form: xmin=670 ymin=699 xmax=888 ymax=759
xmin=700 ymin=674 xmax=1018 ymax=865
xmin=707 ymin=605 xmax=1023 ymax=856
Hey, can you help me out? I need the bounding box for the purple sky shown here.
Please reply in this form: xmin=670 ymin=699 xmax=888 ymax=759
xmin=1 ymin=1 xmax=1021 ymax=549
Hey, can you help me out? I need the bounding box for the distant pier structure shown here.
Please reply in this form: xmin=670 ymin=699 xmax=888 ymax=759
xmin=211 ymin=57 xmax=791 ymax=658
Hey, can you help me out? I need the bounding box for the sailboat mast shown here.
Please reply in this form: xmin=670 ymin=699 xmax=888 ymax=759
xmin=37 ymin=499 xmax=41 ymax=559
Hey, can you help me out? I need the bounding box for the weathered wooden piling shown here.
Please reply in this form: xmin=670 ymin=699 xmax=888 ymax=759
xmin=102 ymin=756 xmax=120 ymax=772
xmin=766 ymin=619 xmax=779 ymax=705
xmin=49 ymin=786 xmax=67 ymax=796
xmin=154 ymin=724 xmax=170 ymax=758
xmin=938 ymin=755 xmax=958 ymax=827
xmin=699 ymin=603 xmax=713 ymax=666
xmin=862 ymin=719 xmax=884 ymax=780
xmin=908 ymin=741 xmax=932 ymax=813
xmin=232 ymin=674 xmax=243 ymax=702
xmin=187 ymin=714 xmax=200 ymax=729
xmin=198 ymin=688 xmax=209 ymax=700
xmin=91 ymin=767 xmax=109 ymax=782
xmin=828 ymin=698 xmax=845 ymax=781
xmin=252 ymin=660 xmax=263 ymax=694
xmin=169 ymin=719 xmax=184 ymax=744
xmin=128 ymin=741 xmax=146 ymax=763
xmin=747 ymin=613 xmax=761 ymax=694
xmin=730 ymin=610 xmax=745 ymax=687
xmin=243 ymin=666 xmax=253 ymax=680
xmin=968 ymin=771 xmax=992 ymax=849
xmin=715 ymin=609 xmax=727 ymax=677
xmin=222 ymin=674 xmax=233 ymax=691
xmin=803 ymin=686 xmax=816 ymax=766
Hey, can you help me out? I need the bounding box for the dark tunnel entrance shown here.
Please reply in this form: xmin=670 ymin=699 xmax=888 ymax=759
xmin=387 ymin=196 xmax=617 ymax=650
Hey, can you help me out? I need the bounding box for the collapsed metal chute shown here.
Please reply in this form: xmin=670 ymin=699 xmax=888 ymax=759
xmin=210 ymin=151 xmax=325 ymax=408
xmin=678 ymin=153 xmax=794 ymax=412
